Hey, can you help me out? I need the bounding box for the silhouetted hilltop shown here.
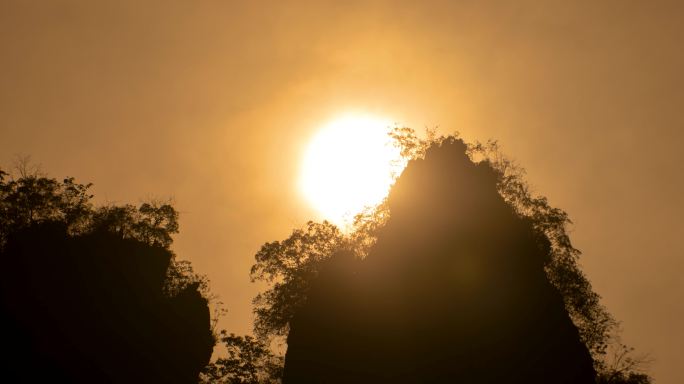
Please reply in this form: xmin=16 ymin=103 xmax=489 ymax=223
xmin=0 ymin=223 xmax=212 ymax=383
xmin=282 ymin=139 xmax=596 ymax=383
xmin=0 ymin=171 xmax=213 ymax=383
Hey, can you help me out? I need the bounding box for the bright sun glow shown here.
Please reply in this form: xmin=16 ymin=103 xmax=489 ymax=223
xmin=300 ymin=114 xmax=407 ymax=227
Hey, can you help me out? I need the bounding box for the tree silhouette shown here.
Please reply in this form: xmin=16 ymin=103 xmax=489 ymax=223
xmin=0 ymin=169 xmax=214 ymax=383
xmin=0 ymin=169 xmax=92 ymax=245
xmin=201 ymin=331 xmax=283 ymax=383
xmin=250 ymin=221 xmax=345 ymax=339
xmin=250 ymin=130 xmax=652 ymax=383
xmin=595 ymin=339 xmax=653 ymax=384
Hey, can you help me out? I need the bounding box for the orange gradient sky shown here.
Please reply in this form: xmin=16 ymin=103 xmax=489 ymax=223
xmin=1 ymin=1 xmax=682 ymax=382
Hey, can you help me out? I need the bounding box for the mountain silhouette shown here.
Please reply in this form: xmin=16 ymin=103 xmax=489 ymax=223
xmin=0 ymin=222 xmax=213 ymax=383
xmin=282 ymin=139 xmax=596 ymax=383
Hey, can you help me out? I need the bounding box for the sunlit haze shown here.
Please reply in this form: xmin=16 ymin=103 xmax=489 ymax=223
xmin=2 ymin=2 xmax=682 ymax=381
xmin=300 ymin=115 xmax=407 ymax=227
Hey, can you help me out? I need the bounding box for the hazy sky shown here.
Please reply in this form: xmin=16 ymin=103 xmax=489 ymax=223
xmin=1 ymin=1 xmax=682 ymax=382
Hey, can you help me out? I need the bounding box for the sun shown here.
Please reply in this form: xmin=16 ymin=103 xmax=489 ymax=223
xmin=299 ymin=114 xmax=407 ymax=227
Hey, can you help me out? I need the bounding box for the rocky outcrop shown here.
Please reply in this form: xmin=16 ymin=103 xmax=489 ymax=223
xmin=0 ymin=223 xmax=213 ymax=383
xmin=283 ymin=140 xmax=596 ymax=383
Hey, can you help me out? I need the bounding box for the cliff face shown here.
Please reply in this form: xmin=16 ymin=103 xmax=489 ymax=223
xmin=0 ymin=223 xmax=213 ymax=383
xmin=283 ymin=140 xmax=596 ymax=383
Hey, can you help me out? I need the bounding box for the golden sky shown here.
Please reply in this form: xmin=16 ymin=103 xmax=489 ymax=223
xmin=1 ymin=1 xmax=682 ymax=382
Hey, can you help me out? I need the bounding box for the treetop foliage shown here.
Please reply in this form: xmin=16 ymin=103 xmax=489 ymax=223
xmin=201 ymin=331 xmax=283 ymax=384
xmin=0 ymin=169 xmax=93 ymax=242
xmin=250 ymin=221 xmax=344 ymax=338
xmin=0 ymin=166 xmax=206 ymax=298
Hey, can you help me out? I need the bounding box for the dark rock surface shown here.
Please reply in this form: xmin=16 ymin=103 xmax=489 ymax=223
xmin=0 ymin=223 xmax=213 ymax=383
xmin=283 ymin=140 xmax=596 ymax=383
